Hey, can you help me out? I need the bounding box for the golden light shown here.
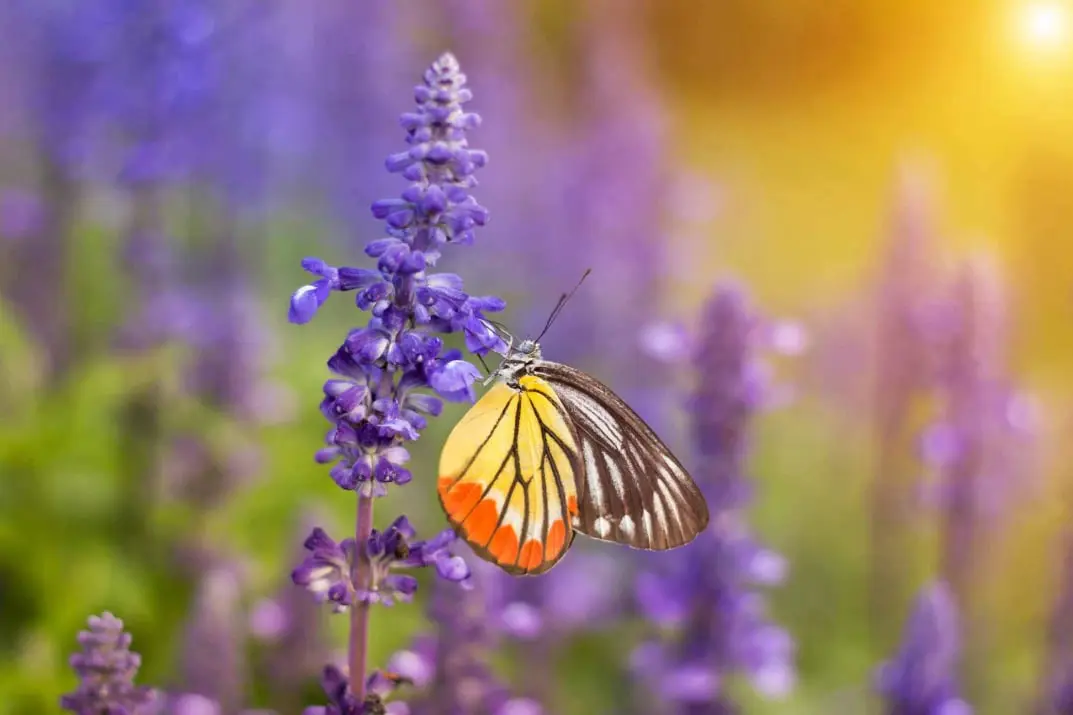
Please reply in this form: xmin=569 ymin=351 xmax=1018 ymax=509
xmin=1019 ymin=1 xmax=1069 ymax=48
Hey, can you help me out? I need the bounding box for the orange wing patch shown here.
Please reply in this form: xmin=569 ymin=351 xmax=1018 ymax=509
xmin=438 ymin=377 xmax=580 ymax=575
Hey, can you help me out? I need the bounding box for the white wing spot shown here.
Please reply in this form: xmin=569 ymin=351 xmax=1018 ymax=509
xmin=651 ymin=489 xmax=670 ymax=541
xmin=658 ymin=466 xmax=686 ymax=500
xmin=563 ymin=386 xmax=624 ymax=448
xmin=641 ymin=509 xmax=654 ymax=544
xmin=582 ymin=441 xmax=606 ymax=511
xmin=604 ymin=451 xmax=626 ymax=505
xmin=655 ymin=478 xmax=684 ymax=531
xmin=619 ymin=514 xmax=636 ymax=538
xmin=593 ymin=516 xmax=612 ymax=538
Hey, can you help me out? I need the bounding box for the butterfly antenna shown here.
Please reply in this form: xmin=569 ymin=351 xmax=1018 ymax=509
xmin=534 ymin=268 xmax=592 ymax=343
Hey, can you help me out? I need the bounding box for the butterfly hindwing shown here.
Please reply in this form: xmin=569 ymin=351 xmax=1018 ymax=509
xmin=531 ymin=361 xmax=710 ymax=550
xmin=438 ymin=377 xmax=580 ymax=575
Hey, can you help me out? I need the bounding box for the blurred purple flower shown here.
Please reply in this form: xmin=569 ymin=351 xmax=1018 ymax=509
xmin=180 ymin=566 xmax=248 ymax=714
xmin=921 ymin=256 xmax=1037 ymax=607
xmin=530 ymin=0 xmax=671 ymax=426
xmin=168 ymin=693 xmax=222 ymax=715
xmin=869 ymin=162 xmax=946 ymax=631
xmin=1038 ymin=530 xmax=1073 ymax=715
xmin=0 ymin=189 xmax=45 ymax=242
xmin=875 ymin=582 xmax=972 ymax=715
xmin=253 ymin=514 xmax=333 ymax=711
xmin=634 ymin=283 xmax=795 ymax=712
xmin=60 ymin=612 xmax=158 ymax=715
xmin=394 ymin=571 xmax=539 ymax=715
xmin=309 ymin=0 xmax=413 ymax=233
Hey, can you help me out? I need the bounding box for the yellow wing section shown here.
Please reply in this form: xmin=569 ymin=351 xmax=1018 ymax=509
xmin=438 ymin=375 xmax=580 ymax=575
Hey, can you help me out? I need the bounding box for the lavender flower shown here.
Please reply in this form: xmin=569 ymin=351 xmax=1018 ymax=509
xmin=309 ymin=0 xmax=413 ymax=232
xmin=1 ymin=0 xmax=118 ymax=374
xmin=538 ymin=0 xmax=669 ymax=410
xmin=869 ymin=163 xmax=944 ymax=633
xmin=291 ymin=53 xmax=497 ymax=704
xmin=252 ymin=513 xmax=332 ymax=711
xmin=920 ymin=257 xmax=1034 ymax=601
xmin=0 ymin=188 xmax=45 ymax=242
xmin=875 ymin=582 xmax=972 ymax=715
xmin=179 ymin=566 xmax=248 ymax=713
xmin=1038 ymin=530 xmax=1073 ymax=715
xmin=60 ymin=612 xmax=158 ymax=715
xmin=634 ymin=283 xmax=794 ymax=712
xmin=289 ymin=51 xmax=503 ymax=497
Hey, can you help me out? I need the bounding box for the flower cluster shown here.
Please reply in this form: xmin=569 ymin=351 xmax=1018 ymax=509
xmin=292 ymin=517 xmax=472 ymax=610
xmin=875 ymin=582 xmax=971 ymax=714
xmin=289 ymin=52 xmax=505 ymax=499
xmin=634 ymin=283 xmax=795 ymax=711
xmin=60 ymin=612 xmax=158 ymax=715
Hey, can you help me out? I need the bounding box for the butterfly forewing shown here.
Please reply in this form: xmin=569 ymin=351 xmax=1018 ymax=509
xmin=438 ymin=377 xmax=580 ymax=575
xmin=531 ymin=361 xmax=710 ymax=550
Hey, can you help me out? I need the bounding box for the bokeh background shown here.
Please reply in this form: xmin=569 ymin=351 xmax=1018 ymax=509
xmin=2 ymin=0 xmax=1072 ymax=713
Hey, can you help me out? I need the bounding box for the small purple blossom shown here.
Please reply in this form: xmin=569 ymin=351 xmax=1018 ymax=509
xmin=292 ymin=528 xmax=359 ymax=613
xmin=60 ymin=612 xmax=158 ymax=715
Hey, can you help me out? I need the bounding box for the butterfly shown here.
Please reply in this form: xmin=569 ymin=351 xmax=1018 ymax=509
xmin=437 ymin=272 xmax=710 ymax=575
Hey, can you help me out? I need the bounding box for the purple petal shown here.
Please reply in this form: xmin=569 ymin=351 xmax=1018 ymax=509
xmin=289 ymin=284 xmax=323 ymax=324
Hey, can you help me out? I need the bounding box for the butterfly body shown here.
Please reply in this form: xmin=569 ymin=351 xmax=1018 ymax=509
xmin=438 ymin=338 xmax=709 ymax=575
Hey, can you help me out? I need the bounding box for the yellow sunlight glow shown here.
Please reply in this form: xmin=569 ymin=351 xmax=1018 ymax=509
xmin=1020 ymin=2 xmax=1069 ymax=48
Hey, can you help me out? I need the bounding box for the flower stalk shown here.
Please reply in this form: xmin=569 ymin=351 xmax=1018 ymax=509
xmin=350 ymin=494 xmax=375 ymax=701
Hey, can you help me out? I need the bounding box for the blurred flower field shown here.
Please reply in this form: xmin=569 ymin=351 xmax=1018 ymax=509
xmin=2 ymin=1 xmax=1073 ymax=714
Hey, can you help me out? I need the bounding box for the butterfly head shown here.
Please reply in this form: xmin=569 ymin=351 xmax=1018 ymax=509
xmin=483 ymin=336 xmax=542 ymax=387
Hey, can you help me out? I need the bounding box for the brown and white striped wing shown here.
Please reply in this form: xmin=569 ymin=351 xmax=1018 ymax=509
xmin=530 ymin=361 xmax=709 ymax=550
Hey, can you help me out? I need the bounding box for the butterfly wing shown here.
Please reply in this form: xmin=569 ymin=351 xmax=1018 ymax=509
xmin=531 ymin=361 xmax=709 ymax=550
xmin=438 ymin=376 xmax=581 ymax=575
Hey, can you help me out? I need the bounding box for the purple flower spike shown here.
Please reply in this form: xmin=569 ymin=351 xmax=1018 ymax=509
xmin=288 ymin=52 xmax=502 ymax=497
xmin=289 ymin=258 xmax=343 ymax=324
xmin=60 ymin=613 xmax=158 ymax=714
xmin=292 ymin=528 xmax=358 ymax=613
xmin=634 ymin=283 xmax=795 ymax=712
